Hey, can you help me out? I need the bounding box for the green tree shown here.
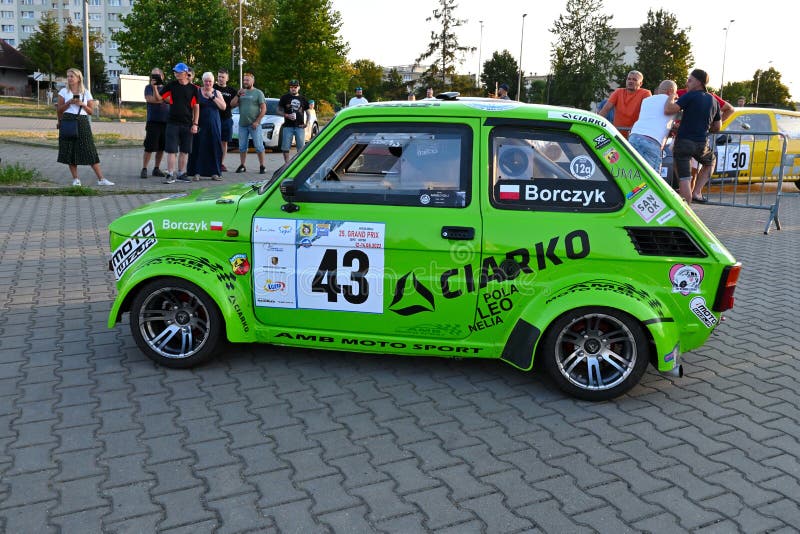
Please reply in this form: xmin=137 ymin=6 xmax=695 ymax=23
xmin=255 ymin=0 xmax=349 ymax=102
xmin=525 ymin=79 xmax=548 ymax=104
xmin=752 ymin=67 xmax=792 ymax=108
xmin=633 ymin=9 xmax=693 ymax=92
xmin=115 ymin=0 xmax=233 ymax=77
xmin=549 ymin=0 xmax=620 ymax=109
xmin=63 ymin=24 xmax=107 ymax=94
xmin=225 ymin=0 xmax=276 ymax=85
xmin=416 ymin=0 xmax=475 ymax=88
xmin=381 ymin=67 xmax=410 ymax=100
xmin=350 ymin=59 xmax=384 ymax=101
xmin=722 ymin=80 xmax=753 ymax=103
xmin=19 ymin=12 xmax=69 ymax=86
xmin=480 ymin=50 xmax=519 ymax=98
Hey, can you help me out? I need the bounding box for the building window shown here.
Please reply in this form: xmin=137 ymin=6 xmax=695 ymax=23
xmin=20 ymin=10 xmax=34 ymax=17
xmin=4 ymin=38 xmax=13 ymax=45
xmin=107 ymin=0 xmax=119 ymax=5
xmin=22 ymin=24 xmax=34 ymax=32
xmin=88 ymin=0 xmax=100 ymax=5
xmin=88 ymin=12 xmax=100 ymax=20
xmin=108 ymin=69 xmax=121 ymax=78
xmin=108 ymin=41 xmax=118 ymax=49
xmin=0 ymin=0 xmax=14 ymax=5
xmin=1 ymin=24 xmax=14 ymax=31
xmin=1 ymin=10 xmax=14 ymax=17
xmin=20 ymin=0 xmax=33 ymax=4
xmin=107 ymin=12 xmax=119 ymax=20
xmin=72 ymin=11 xmax=80 ymax=19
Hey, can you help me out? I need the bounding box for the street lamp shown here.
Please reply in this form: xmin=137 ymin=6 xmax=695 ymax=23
xmin=517 ymin=13 xmax=527 ymax=102
xmin=477 ymin=20 xmax=483 ymax=89
xmin=231 ymin=27 xmax=242 ymax=73
xmin=719 ymin=19 xmax=734 ymax=98
xmin=238 ymin=0 xmax=244 ymax=89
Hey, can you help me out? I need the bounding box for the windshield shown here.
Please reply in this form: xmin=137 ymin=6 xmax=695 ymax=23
xmin=232 ymin=99 xmax=281 ymax=116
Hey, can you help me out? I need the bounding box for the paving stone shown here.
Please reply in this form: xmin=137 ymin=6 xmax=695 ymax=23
xmin=207 ymin=492 xmax=272 ymax=534
xmin=349 ymin=480 xmax=416 ymax=522
xmin=298 ymin=473 xmax=362 ymax=515
xmin=264 ymin=499 xmax=327 ymax=534
xmin=404 ymin=486 xmax=474 ymax=530
xmin=102 ymin=481 xmax=161 ymax=523
xmin=50 ymin=507 xmax=109 ymax=533
xmin=153 ymin=486 xmax=216 ymax=530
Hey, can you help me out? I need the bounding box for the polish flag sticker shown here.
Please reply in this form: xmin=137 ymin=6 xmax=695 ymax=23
xmin=210 ymin=221 xmax=223 ymax=231
xmin=498 ymin=184 xmax=520 ymax=201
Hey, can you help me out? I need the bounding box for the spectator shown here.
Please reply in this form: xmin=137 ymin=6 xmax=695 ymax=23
xmin=46 ymin=88 xmax=53 ymax=105
xmin=736 ymin=95 xmax=746 ymax=107
xmin=665 ymin=69 xmax=721 ymax=204
xmin=598 ymin=70 xmax=652 ymax=138
xmin=677 ymin=88 xmax=733 ymax=122
xmin=348 ymin=87 xmax=369 ymax=107
xmin=628 ymin=80 xmax=678 ymax=174
xmin=151 ymin=62 xmax=200 ymax=183
xmin=140 ymin=67 xmax=168 ymax=179
xmin=423 ymin=87 xmax=435 ymax=100
xmin=187 ymin=72 xmax=226 ymax=181
xmin=56 ymin=68 xmax=114 ymax=186
xmin=235 ymin=72 xmax=267 ymax=174
xmin=214 ymin=68 xmax=237 ymax=172
xmin=408 ymin=93 xmax=416 ymax=101
xmin=308 ymin=99 xmax=315 ymax=111
xmin=278 ymin=79 xmax=310 ymax=164
xmin=497 ymin=83 xmax=511 ymax=100
xmin=596 ymin=97 xmax=614 ymax=123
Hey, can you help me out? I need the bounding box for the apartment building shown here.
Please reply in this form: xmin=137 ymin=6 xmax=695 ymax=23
xmin=0 ymin=0 xmax=132 ymax=88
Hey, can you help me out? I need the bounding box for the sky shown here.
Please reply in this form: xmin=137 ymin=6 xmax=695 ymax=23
xmin=333 ymin=0 xmax=797 ymax=102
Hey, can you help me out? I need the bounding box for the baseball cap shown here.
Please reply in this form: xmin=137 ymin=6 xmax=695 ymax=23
xmin=690 ymin=69 xmax=709 ymax=88
xmin=355 ymin=87 xmax=362 ymax=91
xmin=499 ymin=83 xmax=509 ymax=91
xmin=289 ymin=79 xmax=300 ymax=86
xmin=173 ymin=62 xmax=189 ymax=73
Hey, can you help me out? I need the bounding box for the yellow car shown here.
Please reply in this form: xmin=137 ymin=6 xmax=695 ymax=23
xmin=713 ymin=107 xmax=800 ymax=188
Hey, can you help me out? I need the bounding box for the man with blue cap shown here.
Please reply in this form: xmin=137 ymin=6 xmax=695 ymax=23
xmin=348 ymin=86 xmax=368 ymax=107
xmin=150 ymin=62 xmax=200 ymax=183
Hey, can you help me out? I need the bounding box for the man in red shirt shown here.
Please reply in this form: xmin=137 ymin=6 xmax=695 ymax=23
xmin=598 ymin=70 xmax=651 ymax=138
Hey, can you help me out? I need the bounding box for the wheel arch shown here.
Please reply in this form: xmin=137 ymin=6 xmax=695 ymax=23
xmin=108 ymin=262 xmax=257 ymax=343
xmin=505 ymin=281 xmax=680 ymax=373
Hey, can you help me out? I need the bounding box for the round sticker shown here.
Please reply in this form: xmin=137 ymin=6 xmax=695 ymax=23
xmin=569 ymin=155 xmax=596 ymax=180
xmin=420 ymin=194 xmax=431 ymax=205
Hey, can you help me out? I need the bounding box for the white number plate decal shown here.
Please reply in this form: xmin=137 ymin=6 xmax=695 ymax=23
xmin=253 ymin=218 xmax=385 ymax=313
xmin=715 ymin=143 xmax=750 ymax=173
xmin=632 ymin=190 xmax=665 ymax=223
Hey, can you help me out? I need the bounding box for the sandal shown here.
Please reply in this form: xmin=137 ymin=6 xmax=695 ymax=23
xmin=692 ymin=196 xmax=708 ymax=204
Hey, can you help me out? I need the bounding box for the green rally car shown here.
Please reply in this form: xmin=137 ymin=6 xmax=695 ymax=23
xmin=108 ymin=95 xmax=741 ymax=401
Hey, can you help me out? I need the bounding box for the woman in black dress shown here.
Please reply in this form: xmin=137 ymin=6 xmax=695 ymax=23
xmin=56 ymin=68 xmax=114 ymax=187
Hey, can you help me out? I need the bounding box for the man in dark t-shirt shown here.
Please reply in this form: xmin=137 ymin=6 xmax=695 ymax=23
xmin=278 ymin=79 xmax=310 ymax=163
xmin=214 ymin=68 xmax=237 ymax=172
xmin=141 ymin=67 xmax=169 ymax=179
xmin=665 ymin=68 xmax=721 ymax=204
xmin=152 ymin=62 xmax=199 ymax=183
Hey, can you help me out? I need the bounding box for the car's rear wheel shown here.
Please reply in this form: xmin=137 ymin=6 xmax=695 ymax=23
xmin=311 ymin=122 xmax=319 ymax=139
xmin=130 ymin=278 xmax=222 ymax=368
xmin=794 ymin=180 xmax=800 ymax=190
xmin=541 ymin=307 xmax=650 ymax=401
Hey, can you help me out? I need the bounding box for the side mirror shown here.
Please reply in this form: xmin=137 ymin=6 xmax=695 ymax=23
xmin=280 ymin=179 xmax=299 ymax=213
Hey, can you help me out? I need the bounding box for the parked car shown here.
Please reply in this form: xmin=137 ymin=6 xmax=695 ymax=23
xmin=712 ymin=107 xmax=800 ymax=188
xmin=108 ymin=97 xmax=740 ymax=401
xmin=230 ymin=98 xmax=318 ymax=151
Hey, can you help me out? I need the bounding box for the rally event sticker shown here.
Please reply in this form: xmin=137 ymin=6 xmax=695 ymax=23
xmin=631 ymin=190 xmax=665 ymax=223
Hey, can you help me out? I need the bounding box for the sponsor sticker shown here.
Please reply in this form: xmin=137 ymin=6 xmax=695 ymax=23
xmin=594 ymin=134 xmax=611 ymax=150
xmin=631 ymin=190 xmax=665 ymax=223
xmin=569 ymin=155 xmax=596 ymax=179
xmin=690 ymin=296 xmax=717 ymax=328
xmin=547 ymin=111 xmax=610 ymax=129
xmin=669 ymin=264 xmax=704 ymax=295
xmin=111 ymin=220 xmax=157 ymax=280
xmin=603 ymin=148 xmax=619 ymax=164
xmin=229 ymin=253 xmax=250 ymax=275
xmin=656 ymin=209 xmax=676 ymax=225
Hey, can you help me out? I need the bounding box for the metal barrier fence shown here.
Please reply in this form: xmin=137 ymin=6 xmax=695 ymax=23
xmin=703 ymin=130 xmax=791 ymax=234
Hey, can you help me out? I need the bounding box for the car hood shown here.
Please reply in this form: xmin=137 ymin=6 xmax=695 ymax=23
xmin=108 ymin=182 xmax=258 ymax=239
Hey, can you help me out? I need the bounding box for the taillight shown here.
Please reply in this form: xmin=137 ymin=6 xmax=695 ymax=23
xmin=713 ymin=263 xmax=741 ymax=311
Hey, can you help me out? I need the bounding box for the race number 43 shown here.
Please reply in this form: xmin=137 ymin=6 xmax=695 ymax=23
xmin=312 ymin=249 xmax=370 ymax=305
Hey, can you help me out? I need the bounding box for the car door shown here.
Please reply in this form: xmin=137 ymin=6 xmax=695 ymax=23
xmin=250 ymin=117 xmax=482 ymax=340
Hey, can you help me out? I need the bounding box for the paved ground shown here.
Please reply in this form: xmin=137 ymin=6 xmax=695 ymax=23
xmin=1 ymin=120 xmax=800 ymax=532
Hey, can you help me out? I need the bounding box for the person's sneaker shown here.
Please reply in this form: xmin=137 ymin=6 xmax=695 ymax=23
xmin=140 ymin=168 xmax=148 ymax=179
xmin=177 ymin=173 xmax=192 ymax=183
xmin=162 ymin=172 xmax=176 ymax=184
xmin=152 ymin=167 xmax=166 ymax=177
xmin=235 ymin=164 xmax=246 ymax=173
xmin=220 ymin=163 xmax=228 ymax=172
xmin=72 ymin=178 xmax=81 ymax=186
xmin=97 ymin=178 xmax=115 ymax=186
xmin=259 ymin=165 xmax=266 ymax=174
xmin=211 ymin=174 xmax=222 ymax=181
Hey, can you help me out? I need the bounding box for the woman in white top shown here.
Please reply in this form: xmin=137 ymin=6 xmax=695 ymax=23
xmin=56 ymin=67 xmax=113 ymax=186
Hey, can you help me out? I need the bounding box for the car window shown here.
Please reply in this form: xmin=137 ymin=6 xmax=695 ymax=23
xmin=490 ymin=127 xmax=623 ymax=212
xmin=293 ymin=123 xmax=471 ymax=208
xmin=776 ymin=114 xmax=800 ymax=139
xmin=729 ymin=113 xmax=772 ymax=133
xmin=266 ymin=100 xmax=280 ymax=116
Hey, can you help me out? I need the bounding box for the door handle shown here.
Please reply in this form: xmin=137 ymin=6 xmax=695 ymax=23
xmin=441 ymin=226 xmax=475 ymax=240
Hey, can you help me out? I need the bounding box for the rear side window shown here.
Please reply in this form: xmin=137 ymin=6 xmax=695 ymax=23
xmin=776 ymin=114 xmax=800 ymax=139
xmin=294 ymin=123 xmax=472 ymax=208
xmin=490 ymin=127 xmax=623 ymax=212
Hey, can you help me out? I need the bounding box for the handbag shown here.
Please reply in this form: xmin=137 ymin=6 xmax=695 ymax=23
xmin=59 ymin=115 xmax=78 ymax=139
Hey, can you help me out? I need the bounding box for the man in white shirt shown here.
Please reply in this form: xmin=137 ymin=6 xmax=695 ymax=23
xmin=348 ymin=87 xmax=368 ymax=107
xmin=628 ymin=79 xmax=678 ymax=174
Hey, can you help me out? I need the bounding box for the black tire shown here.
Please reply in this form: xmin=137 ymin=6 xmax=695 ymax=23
xmin=540 ymin=306 xmax=650 ymax=401
xmin=311 ymin=122 xmax=319 ymax=139
xmin=130 ymin=278 xmax=223 ymax=368
xmin=794 ymin=180 xmax=800 ymax=190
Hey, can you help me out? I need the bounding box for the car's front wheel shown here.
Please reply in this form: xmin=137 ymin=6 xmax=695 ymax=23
xmin=130 ymin=278 xmax=223 ymax=368
xmin=540 ymin=307 xmax=650 ymax=401
xmin=794 ymin=180 xmax=800 ymax=191
xmin=311 ymin=122 xmax=319 ymax=139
